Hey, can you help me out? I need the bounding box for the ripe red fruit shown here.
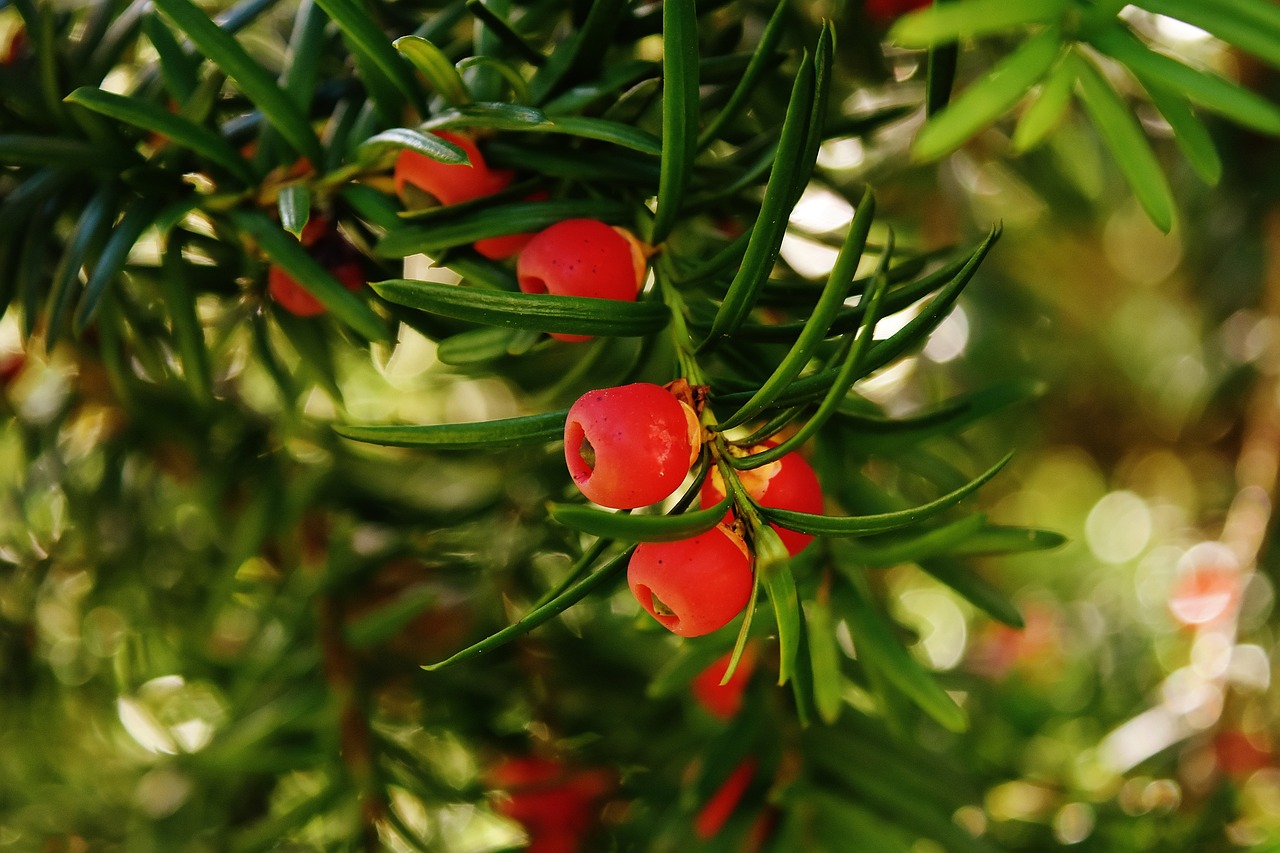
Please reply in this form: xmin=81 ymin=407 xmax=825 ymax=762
xmin=701 ymin=441 xmax=823 ymax=556
xmin=691 ymin=646 xmax=756 ymax=720
xmin=564 ymin=383 xmax=700 ymax=509
xmin=474 ymin=191 xmax=551 ymax=260
xmin=694 ymin=759 xmax=757 ymax=839
xmin=488 ymin=756 xmax=612 ymax=852
xmin=628 ymin=524 xmax=753 ymax=637
xmin=517 ymin=219 xmax=648 ymax=342
xmin=267 ymin=217 xmax=364 ymax=317
xmin=394 ymin=130 xmax=513 ymax=207
xmin=865 ymin=0 xmax=931 ymax=24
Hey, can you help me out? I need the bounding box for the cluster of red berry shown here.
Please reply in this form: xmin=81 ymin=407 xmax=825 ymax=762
xmin=563 ymin=382 xmax=824 ymax=638
xmin=269 ymin=130 xmax=649 ymax=331
xmin=275 ymin=131 xmax=826 ymax=645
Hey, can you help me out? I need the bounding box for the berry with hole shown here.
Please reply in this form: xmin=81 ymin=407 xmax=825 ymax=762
xmin=564 ymin=383 xmax=700 ymax=509
xmin=628 ymin=524 xmax=753 ymax=637
xmin=267 ymin=217 xmax=364 ymax=317
xmin=701 ymin=441 xmax=823 ymax=556
xmin=517 ymin=219 xmax=649 ymax=342
xmin=394 ymin=130 xmax=513 ymax=207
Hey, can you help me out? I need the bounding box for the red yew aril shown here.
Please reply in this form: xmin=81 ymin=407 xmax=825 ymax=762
xmin=691 ymin=646 xmax=756 ymax=720
xmin=694 ymin=759 xmax=757 ymax=839
xmin=564 ymin=383 xmax=700 ymax=509
xmin=517 ymin=219 xmax=648 ymax=342
xmin=474 ymin=191 xmax=551 ymax=260
xmin=628 ymin=524 xmax=753 ymax=637
xmin=865 ymin=0 xmax=930 ymax=24
xmin=701 ymin=441 xmax=823 ymax=556
xmin=488 ymin=756 xmax=612 ymax=853
xmin=268 ymin=217 xmax=364 ymax=317
xmin=393 ymin=130 xmax=513 ymax=207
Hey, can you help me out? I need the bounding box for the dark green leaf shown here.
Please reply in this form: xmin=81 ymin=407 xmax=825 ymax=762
xmin=314 ymin=0 xmax=424 ymax=116
xmin=371 ymin=279 xmax=669 ymax=337
xmin=376 ymin=198 xmax=628 ymax=257
xmin=436 ymin=326 xmax=521 ymax=365
xmin=833 ymin=568 xmax=967 ymax=732
xmin=153 ymin=0 xmax=323 ymax=165
xmin=67 ymin=87 xmax=256 ymax=183
xmin=1073 ymin=52 xmax=1175 ymax=232
xmin=836 ymin=513 xmax=988 ymax=566
xmin=465 ymin=0 xmax=545 ymax=65
xmin=732 ymin=234 xmax=894 ymax=470
xmin=548 ymin=495 xmax=732 ymax=543
xmin=159 ymin=230 xmax=215 ymax=405
xmin=143 ymin=12 xmax=199 ymax=103
xmin=716 ymin=188 xmax=875 ymax=430
xmin=423 ymin=549 xmax=630 ymax=669
xmin=652 ymin=0 xmax=700 ymax=242
xmin=0 ymin=134 xmax=125 ymax=171
xmin=697 ymin=0 xmax=789 ymax=149
xmin=916 ymin=555 xmax=1024 ymax=626
xmin=47 ymin=186 xmax=120 ymax=349
xmin=702 ymin=51 xmax=815 ymax=347
xmin=762 ymin=452 xmax=1013 ymax=536
xmin=527 ymin=0 xmax=627 ymax=103
xmin=334 ymin=410 xmax=567 ymax=449
xmin=75 ymin=196 xmax=166 ymax=335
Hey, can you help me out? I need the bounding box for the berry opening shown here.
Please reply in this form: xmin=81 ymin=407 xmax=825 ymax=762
xmin=577 ymin=436 xmax=596 ymax=471
xmin=632 ymin=584 xmax=679 ymax=631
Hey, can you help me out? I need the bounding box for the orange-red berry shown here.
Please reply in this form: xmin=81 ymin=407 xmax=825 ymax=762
xmin=701 ymin=441 xmax=823 ymax=556
xmin=691 ymin=646 xmax=757 ymax=720
xmin=393 ymin=130 xmax=513 ymax=207
xmin=267 ymin=217 xmax=364 ymax=317
xmin=564 ymin=383 xmax=700 ymax=509
xmin=517 ymin=219 xmax=648 ymax=342
xmin=487 ymin=756 xmax=611 ymax=853
xmin=628 ymin=524 xmax=753 ymax=637
xmin=694 ymin=759 xmax=757 ymax=839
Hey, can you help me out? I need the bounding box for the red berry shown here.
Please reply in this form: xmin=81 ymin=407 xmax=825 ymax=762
xmin=474 ymin=191 xmax=551 ymax=260
xmin=517 ymin=219 xmax=648 ymax=343
xmin=691 ymin=646 xmax=756 ymax=720
xmin=487 ymin=756 xmax=611 ymax=852
xmin=628 ymin=524 xmax=753 ymax=637
xmin=394 ymin=130 xmax=513 ymax=207
xmin=694 ymin=759 xmax=757 ymax=839
xmin=701 ymin=441 xmax=823 ymax=556
xmin=865 ymin=0 xmax=930 ymax=24
xmin=564 ymin=383 xmax=700 ymax=509
xmin=267 ymin=217 xmax=364 ymax=317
